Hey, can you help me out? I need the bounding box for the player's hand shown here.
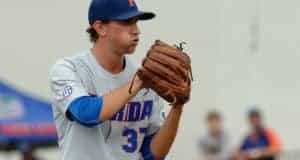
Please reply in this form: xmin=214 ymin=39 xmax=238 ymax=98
xmin=129 ymin=74 xmax=144 ymax=94
xmin=133 ymin=74 xmax=143 ymax=90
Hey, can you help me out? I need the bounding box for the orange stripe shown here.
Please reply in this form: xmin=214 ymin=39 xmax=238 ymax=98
xmin=265 ymin=128 xmax=282 ymax=152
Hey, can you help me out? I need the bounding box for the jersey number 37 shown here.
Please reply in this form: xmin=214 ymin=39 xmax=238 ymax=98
xmin=122 ymin=127 xmax=147 ymax=153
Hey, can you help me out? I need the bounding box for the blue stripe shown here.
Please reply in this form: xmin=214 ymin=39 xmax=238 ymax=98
xmin=67 ymin=96 xmax=103 ymax=127
xmin=140 ymin=133 xmax=165 ymax=160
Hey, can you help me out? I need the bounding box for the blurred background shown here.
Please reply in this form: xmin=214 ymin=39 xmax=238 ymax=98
xmin=0 ymin=0 xmax=299 ymax=159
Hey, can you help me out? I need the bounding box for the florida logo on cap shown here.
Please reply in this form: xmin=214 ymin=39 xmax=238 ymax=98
xmin=128 ymin=0 xmax=135 ymax=7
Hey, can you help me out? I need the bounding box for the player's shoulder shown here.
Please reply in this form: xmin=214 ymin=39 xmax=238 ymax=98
xmin=264 ymin=128 xmax=279 ymax=137
xmin=49 ymin=50 xmax=89 ymax=78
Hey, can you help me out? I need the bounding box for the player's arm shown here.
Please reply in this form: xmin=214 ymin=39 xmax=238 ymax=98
xmin=98 ymin=77 xmax=142 ymax=121
xmin=66 ymin=76 xmax=143 ymax=125
xmin=142 ymin=105 xmax=183 ymax=159
xmin=255 ymin=129 xmax=282 ymax=157
xmin=150 ymin=104 xmax=183 ymax=159
xmin=50 ymin=60 xmax=143 ymax=127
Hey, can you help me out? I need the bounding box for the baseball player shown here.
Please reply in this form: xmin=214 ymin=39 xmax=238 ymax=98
xmin=49 ymin=0 xmax=188 ymax=160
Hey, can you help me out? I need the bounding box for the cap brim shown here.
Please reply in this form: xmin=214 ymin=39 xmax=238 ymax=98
xmin=112 ymin=11 xmax=155 ymax=21
xmin=137 ymin=12 xmax=156 ymax=20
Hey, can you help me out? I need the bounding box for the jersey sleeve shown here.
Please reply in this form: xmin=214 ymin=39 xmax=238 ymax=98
xmin=146 ymin=94 xmax=166 ymax=136
xmin=265 ymin=128 xmax=282 ymax=152
xmin=49 ymin=59 xmax=89 ymax=115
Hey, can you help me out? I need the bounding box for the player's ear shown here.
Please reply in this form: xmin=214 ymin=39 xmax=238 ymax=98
xmin=92 ymin=20 xmax=107 ymax=37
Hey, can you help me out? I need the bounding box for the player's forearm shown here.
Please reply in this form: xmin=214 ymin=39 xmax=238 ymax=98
xmin=150 ymin=105 xmax=183 ymax=158
xmin=99 ymin=77 xmax=143 ymax=121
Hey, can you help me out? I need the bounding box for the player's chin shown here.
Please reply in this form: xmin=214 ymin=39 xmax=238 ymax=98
xmin=125 ymin=46 xmax=137 ymax=54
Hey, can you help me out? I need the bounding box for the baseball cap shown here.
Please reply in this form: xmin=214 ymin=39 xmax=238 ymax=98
xmin=88 ymin=0 xmax=156 ymax=25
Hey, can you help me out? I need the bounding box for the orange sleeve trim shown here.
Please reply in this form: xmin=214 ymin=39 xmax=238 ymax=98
xmin=265 ymin=128 xmax=282 ymax=152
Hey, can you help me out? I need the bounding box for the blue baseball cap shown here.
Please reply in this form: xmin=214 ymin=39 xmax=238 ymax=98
xmin=88 ymin=0 xmax=156 ymax=25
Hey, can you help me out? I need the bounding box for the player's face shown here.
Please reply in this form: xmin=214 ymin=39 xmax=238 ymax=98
xmin=105 ymin=18 xmax=140 ymax=55
xmin=249 ymin=115 xmax=263 ymax=130
xmin=207 ymin=117 xmax=222 ymax=134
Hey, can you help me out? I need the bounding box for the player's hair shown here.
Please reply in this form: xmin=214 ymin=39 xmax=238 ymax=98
xmin=206 ymin=110 xmax=222 ymax=121
xmin=86 ymin=20 xmax=110 ymax=43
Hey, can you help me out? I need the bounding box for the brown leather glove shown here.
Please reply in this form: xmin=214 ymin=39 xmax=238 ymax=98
xmin=132 ymin=40 xmax=193 ymax=105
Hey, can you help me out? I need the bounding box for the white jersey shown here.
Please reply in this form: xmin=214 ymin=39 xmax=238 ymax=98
xmin=49 ymin=50 xmax=165 ymax=160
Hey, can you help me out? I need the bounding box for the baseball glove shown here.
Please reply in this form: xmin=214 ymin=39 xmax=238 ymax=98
xmin=130 ymin=40 xmax=193 ymax=105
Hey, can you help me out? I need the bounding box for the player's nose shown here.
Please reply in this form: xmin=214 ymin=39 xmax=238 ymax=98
xmin=132 ymin=23 xmax=140 ymax=35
